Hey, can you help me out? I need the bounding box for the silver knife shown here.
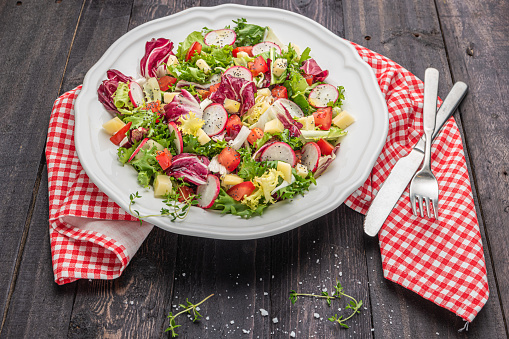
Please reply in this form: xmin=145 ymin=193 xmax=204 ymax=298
xmin=364 ymin=81 xmax=468 ymax=237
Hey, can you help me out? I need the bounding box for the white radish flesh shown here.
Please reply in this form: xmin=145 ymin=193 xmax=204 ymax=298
xmin=128 ymin=81 xmax=144 ymax=108
xmin=167 ymin=121 xmax=183 ymax=154
xmin=197 ymin=174 xmax=221 ymax=208
xmin=202 ymin=103 xmax=228 ymax=136
xmin=204 ymin=29 xmax=237 ymax=48
xmin=300 ymin=142 xmax=321 ymax=172
xmin=252 ymin=41 xmax=281 ymax=55
xmin=260 ymin=142 xmax=297 ymax=167
xmin=223 ymin=65 xmax=253 ymax=82
xmin=308 ymin=84 xmax=339 ymax=108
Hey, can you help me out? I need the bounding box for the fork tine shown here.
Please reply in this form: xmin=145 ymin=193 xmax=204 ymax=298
xmin=410 ymin=195 xmax=418 ymax=216
xmin=432 ymin=198 xmax=439 ymax=219
xmin=417 ymin=195 xmax=425 ymax=218
xmin=424 ymin=196 xmax=431 ymax=218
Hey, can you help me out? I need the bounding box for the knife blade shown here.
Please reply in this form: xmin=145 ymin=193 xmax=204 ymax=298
xmin=364 ymin=81 xmax=468 ymax=237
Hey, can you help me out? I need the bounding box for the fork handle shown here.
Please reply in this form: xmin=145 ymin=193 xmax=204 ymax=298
xmin=422 ymin=68 xmax=440 ymax=170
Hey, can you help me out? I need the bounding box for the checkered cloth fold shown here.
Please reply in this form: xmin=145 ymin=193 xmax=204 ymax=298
xmin=46 ymin=43 xmax=488 ymax=322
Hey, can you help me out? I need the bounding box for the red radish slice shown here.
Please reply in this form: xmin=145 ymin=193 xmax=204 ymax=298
xmin=196 ymin=174 xmax=221 ymax=208
xmin=128 ymin=138 xmax=163 ymax=162
xmin=300 ymin=142 xmax=321 ymax=172
xmin=128 ymin=138 xmax=149 ymax=162
xmin=202 ymin=103 xmax=228 ymax=136
xmin=223 ymin=65 xmax=253 ymax=82
xmin=308 ymin=84 xmax=339 ymax=108
xmin=128 ymin=81 xmax=144 ymax=108
xmin=167 ymin=121 xmax=183 ymax=154
xmin=259 ymin=141 xmax=297 ymax=167
xmin=252 ymin=41 xmax=281 ymax=55
xmin=204 ymin=29 xmax=237 ymax=48
xmin=276 ymin=98 xmax=304 ymax=118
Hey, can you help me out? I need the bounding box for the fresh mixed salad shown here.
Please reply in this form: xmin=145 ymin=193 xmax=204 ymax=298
xmin=98 ymin=18 xmax=355 ymax=219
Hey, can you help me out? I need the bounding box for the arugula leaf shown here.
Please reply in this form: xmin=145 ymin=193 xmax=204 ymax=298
xmin=299 ymin=47 xmax=311 ymax=62
xmin=327 ymin=86 xmax=346 ymax=109
xmin=274 ymin=169 xmax=316 ymax=200
xmin=233 ymin=18 xmax=266 ymax=46
xmin=210 ymin=189 xmax=267 ymax=218
xmin=129 ymin=148 xmax=162 ymax=187
xmin=182 ymin=135 xmax=227 ymax=158
xmin=168 ymin=63 xmax=208 ymax=83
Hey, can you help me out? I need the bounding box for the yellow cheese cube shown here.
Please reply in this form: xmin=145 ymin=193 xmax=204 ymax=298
xmin=222 ymin=174 xmax=244 ymax=186
xmin=332 ymin=111 xmax=355 ymax=130
xmin=295 ymin=163 xmax=309 ymax=178
xmin=264 ymin=118 xmax=284 ymax=134
xmin=196 ymin=59 xmax=211 ymax=74
xmin=223 ymin=98 xmax=241 ymax=113
xmin=272 ymin=58 xmax=288 ymax=77
xmin=277 ymin=161 xmax=292 ymax=183
xmin=102 ymin=117 xmax=125 ymax=135
xmin=297 ymin=116 xmax=315 ymax=131
xmin=257 ymin=88 xmax=271 ymax=97
xmin=164 ymin=92 xmax=179 ymax=104
xmin=153 ymin=175 xmax=173 ymax=198
xmin=167 ymin=55 xmax=179 ymax=66
xmin=196 ymin=128 xmax=211 ymax=145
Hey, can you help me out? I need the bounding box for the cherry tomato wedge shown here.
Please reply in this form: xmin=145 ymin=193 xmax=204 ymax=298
xmin=177 ymin=185 xmax=195 ymax=203
xmin=209 ymin=83 xmax=220 ymax=93
xmin=248 ymin=56 xmax=268 ymax=77
xmin=110 ymin=121 xmax=132 ymax=146
xmin=225 ymin=114 xmax=242 ymax=137
xmin=227 ymin=181 xmax=256 ymax=201
xmin=156 ymin=148 xmax=173 ymax=170
xmin=197 ymin=89 xmax=211 ymax=99
xmin=185 ymin=41 xmax=202 ymax=61
xmin=312 ymin=107 xmax=332 ymax=130
xmin=247 ymin=127 xmax=264 ymax=145
xmin=217 ymin=146 xmax=241 ymax=172
xmin=271 ymin=85 xmax=288 ymax=99
xmin=232 ymin=46 xmax=253 ymax=57
xmin=157 ymin=76 xmax=178 ymax=92
xmin=303 ymin=74 xmax=314 ymax=86
xmin=316 ymin=138 xmax=335 ymax=156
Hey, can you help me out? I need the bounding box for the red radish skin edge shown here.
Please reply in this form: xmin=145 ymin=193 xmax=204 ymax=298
xmin=301 ymin=142 xmax=321 ymax=172
xmin=128 ymin=81 xmax=144 ymax=108
xmin=128 ymin=138 xmax=149 ymax=162
xmin=202 ymin=103 xmax=228 ymax=136
xmin=259 ymin=142 xmax=297 ymax=167
xmin=308 ymin=84 xmax=339 ymax=108
xmin=167 ymin=121 xmax=183 ymax=154
xmin=204 ymin=29 xmax=237 ymax=47
xmin=197 ymin=174 xmax=221 ymax=208
xmin=223 ymin=65 xmax=253 ymax=82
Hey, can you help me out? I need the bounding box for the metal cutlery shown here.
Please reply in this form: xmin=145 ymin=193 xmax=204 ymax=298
xmin=409 ymin=68 xmax=440 ymax=218
xmin=363 ymin=81 xmax=468 ymax=236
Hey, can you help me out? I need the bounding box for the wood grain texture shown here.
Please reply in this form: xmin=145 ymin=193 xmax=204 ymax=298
xmin=342 ymin=0 xmax=506 ymax=337
xmin=0 ymin=168 xmax=76 ymax=339
xmin=0 ymin=0 xmax=84 ymax=330
xmin=434 ymin=0 xmax=509 ymax=335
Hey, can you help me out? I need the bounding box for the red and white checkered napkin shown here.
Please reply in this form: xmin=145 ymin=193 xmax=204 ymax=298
xmin=345 ymin=43 xmax=489 ymax=322
xmin=46 ymin=86 xmax=153 ymax=285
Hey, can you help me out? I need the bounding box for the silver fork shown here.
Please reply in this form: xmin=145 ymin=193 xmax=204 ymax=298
xmin=410 ymin=68 xmax=440 ymax=218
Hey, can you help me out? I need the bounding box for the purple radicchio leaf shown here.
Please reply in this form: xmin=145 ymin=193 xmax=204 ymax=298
xmin=276 ymin=101 xmax=303 ymax=137
xmin=210 ymin=74 xmax=256 ymax=115
xmin=97 ymin=69 xmax=133 ymax=115
xmin=300 ymin=58 xmax=329 ymax=82
xmin=140 ymin=38 xmax=174 ymax=78
xmin=314 ymin=145 xmax=340 ymax=177
xmin=163 ymin=89 xmax=204 ymax=122
xmin=167 ymin=153 xmax=209 ymax=185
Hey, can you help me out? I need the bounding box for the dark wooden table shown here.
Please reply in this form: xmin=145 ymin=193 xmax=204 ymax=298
xmin=1 ymin=0 xmax=508 ymax=338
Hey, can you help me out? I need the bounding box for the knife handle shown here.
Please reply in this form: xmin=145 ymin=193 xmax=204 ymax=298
xmin=423 ymin=68 xmax=440 ymax=136
xmin=414 ymin=81 xmax=468 ymax=152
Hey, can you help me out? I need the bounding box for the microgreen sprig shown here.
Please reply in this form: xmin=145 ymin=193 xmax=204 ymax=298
xmin=129 ymin=190 xmax=198 ymax=225
xmin=165 ymin=294 xmax=214 ymax=337
xmin=289 ymin=281 xmax=363 ymax=329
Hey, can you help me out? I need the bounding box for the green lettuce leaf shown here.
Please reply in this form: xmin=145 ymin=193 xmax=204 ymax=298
xmin=176 ymin=31 xmax=205 ymax=61
xmin=233 ymin=18 xmax=266 ymax=46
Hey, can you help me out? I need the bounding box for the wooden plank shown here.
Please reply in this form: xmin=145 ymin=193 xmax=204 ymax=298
xmin=342 ymin=0 xmax=507 ymax=336
xmin=434 ymin=0 xmax=509 ymax=332
xmin=0 ymin=168 xmax=77 ymax=339
xmin=0 ymin=0 xmax=85 ymax=331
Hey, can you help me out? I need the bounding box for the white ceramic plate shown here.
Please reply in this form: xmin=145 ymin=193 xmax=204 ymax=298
xmin=75 ymin=4 xmax=388 ymax=240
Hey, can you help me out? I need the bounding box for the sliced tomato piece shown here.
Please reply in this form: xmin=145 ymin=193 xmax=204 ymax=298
xmin=145 ymin=100 xmax=163 ymax=114
xmin=248 ymin=56 xmax=268 ymax=77
xmin=157 ymin=76 xmax=178 ymax=92
xmin=294 ymin=149 xmax=302 ymax=164
xmin=271 ymin=85 xmax=288 ymax=99
xmin=303 ymin=74 xmax=314 ymax=86
xmin=156 ymin=148 xmax=173 ymax=170
xmin=312 ymin=107 xmax=332 ymax=130
xmin=227 ymin=181 xmax=256 ymax=201
xmin=109 ymin=121 xmax=132 ymax=145
xmin=177 ymin=185 xmax=195 ymax=203
xmin=217 ymin=146 xmax=241 ymax=172
xmin=247 ymin=127 xmax=264 ymax=145
xmin=225 ymin=114 xmax=242 ymax=136
xmin=197 ymin=89 xmax=211 ymax=99
xmin=209 ymin=83 xmax=220 ymax=93
xmin=185 ymin=41 xmax=202 ymax=61
xmin=316 ymin=138 xmax=335 ymax=156
xmin=232 ymin=46 xmax=253 ymax=57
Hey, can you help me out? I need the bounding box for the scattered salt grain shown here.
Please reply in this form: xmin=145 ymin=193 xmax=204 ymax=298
xmin=206 ymin=316 xmax=210 ymax=320
xmin=129 ymin=301 xmax=134 ymax=305
xmin=316 ymin=259 xmax=320 ymax=263
xmin=272 ymin=317 xmax=279 ymax=324
xmin=260 ymin=308 xmax=269 ymax=316
xmin=243 ymin=329 xmax=250 ymax=334
xmin=264 ymin=292 xmax=268 ymax=295
xmin=182 ymin=273 xmax=186 ymax=277
xmin=290 ymin=331 xmax=296 ymax=338
xmin=313 ymin=313 xmax=320 ymax=319
xmin=231 ymin=320 xmax=235 ymax=324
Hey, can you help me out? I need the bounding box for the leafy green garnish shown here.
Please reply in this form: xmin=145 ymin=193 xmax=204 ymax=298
xmin=182 ymin=135 xmax=227 ymax=158
xmin=165 ymin=294 xmax=214 ymax=337
xmin=210 ymin=189 xmax=267 ymax=218
xmin=176 ymin=31 xmax=205 ymax=61
xmin=232 ymin=18 xmax=266 ymax=46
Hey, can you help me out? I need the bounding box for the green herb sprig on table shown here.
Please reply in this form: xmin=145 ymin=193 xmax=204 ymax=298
xmin=289 ymin=281 xmax=363 ymax=329
xmin=129 ymin=189 xmax=198 ymax=225
xmin=165 ymin=294 xmax=214 ymax=337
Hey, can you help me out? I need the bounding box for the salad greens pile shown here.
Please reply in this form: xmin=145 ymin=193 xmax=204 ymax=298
xmin=97 ymin=18 xmax=355 ymax=219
